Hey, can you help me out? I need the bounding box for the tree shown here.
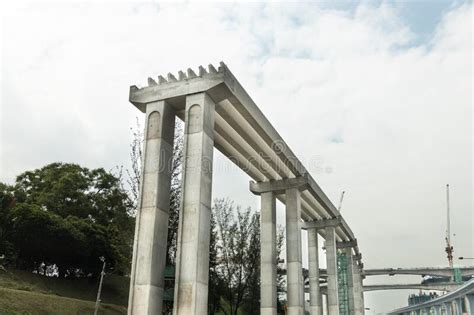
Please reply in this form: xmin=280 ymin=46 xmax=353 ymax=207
xmin=213 ymin=198 xmax=260 ymax=315
xmin=208 ymin=211 xmax=221 ymax=314
xmin=0 ymin=163 xmax=133 ymax=277
xmin=0 ymin=183 xmax=18 ymax=265
xmin=241 ymin=212 xmax=260 ymax=315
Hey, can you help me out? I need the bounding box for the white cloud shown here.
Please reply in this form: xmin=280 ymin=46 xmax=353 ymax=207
xmin=0 ymin=1 xmax=472 ymax=311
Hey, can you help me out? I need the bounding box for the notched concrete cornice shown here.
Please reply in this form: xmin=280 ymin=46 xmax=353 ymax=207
xmin=129 ymin=62 xmax=229 ymax=112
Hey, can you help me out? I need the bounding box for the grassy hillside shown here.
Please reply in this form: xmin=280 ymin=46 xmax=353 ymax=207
xmin=0 ymin=287 xmax=126 ymax=315
xmin=0 ymin=268 xmax=128 ymax=314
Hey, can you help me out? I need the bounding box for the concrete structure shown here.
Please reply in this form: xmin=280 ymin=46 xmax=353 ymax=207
xmin=317 ymin=266 xmax=474 ymax=279
xmin=127 ymin=62 xmax=363 ymax=315
xmin=388 ymin=279 xmax=474 ymax=315
xmin=362 ymin=267 xmax=474 ymax=278
xmin=363 ymin=282 xmax=465 ymax=292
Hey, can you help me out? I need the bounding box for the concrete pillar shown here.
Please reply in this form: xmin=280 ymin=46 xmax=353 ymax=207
xmin=466 ymin=295 xmax=474 ymax=315
xmin=445 ymin=302 xmax=453 ymax=315
xmin=128 ymin=100 xmax=176 ymax=315
xmin=308 ymin=228 xmax=322 ymax=315
xmin=344 ymin=248 xmax=355 ymax=314
xmin=173 ymin=93 xmax=215 ymax=315
xmin=286 ymin=188 xmax=304 ymax=315
xmin=261 ymin=191 xmax=277 ymax=315
xmin=352 ymin=258 xmax=365 ymax=315
xmin=325 ymin=226 xmax=339 ymax=315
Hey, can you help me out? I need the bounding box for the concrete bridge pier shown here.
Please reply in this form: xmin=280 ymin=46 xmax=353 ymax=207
xmin=308 ymin=227 xmax=322 ymax=315
xmin=260 ymin=191 xmax=278 ymax=315
xmin=250 ymin=177 xmax=310 ymax=315
xmin=128 ymin=100 xmax=176 ymax=314
xmin=286 ymin=188 xmax=305 ymax=315
xmin=173 ymin=93 xmax=215 ymax=315
xmin=444 ymin=303 xmax=453 ymax=315
xmin=325 ymin=226 xmax=339 ymax=315
xmin=352 ymin=257 xmax=365 ymax=314
xmin=344 ymin=248 xmax=355 ymax=314
xmin=467 ymin=295 xmax=474 ymax=314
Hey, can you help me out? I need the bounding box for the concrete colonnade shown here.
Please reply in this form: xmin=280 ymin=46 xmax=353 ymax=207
xmin=251 ymin=178 xmax=364 ymax=315
xmin=128 ymin=93 xmax=216 ymax=315
xmin=127 ymin=63 xmax=364 ymax=315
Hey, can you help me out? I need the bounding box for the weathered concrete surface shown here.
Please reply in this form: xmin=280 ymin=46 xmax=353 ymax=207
xmin=352 ymin=258 xmax=365 ymax=314
xmin=260 ymin=192 xmax=277 ymax=315
xmin=173 ymin=93 xmax=215 ymax=315
xmin=325 ymin=226 xmax=339 ymax=315
xmin=286 ymin=188 xmax=304 ymax=315
xmin=128 ymin=101 xmax=175 ymax=315
xmin=308 ymin=228 xmax=322 ymax=315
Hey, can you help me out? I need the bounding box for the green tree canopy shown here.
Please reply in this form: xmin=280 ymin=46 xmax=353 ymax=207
xmin=0 ymin=163 xmax=134 ymax=277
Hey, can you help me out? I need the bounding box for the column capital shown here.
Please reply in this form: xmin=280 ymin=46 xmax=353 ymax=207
xmin=301 ymin=216 xmax=341 ymax=230
xmin=249 ymin=175 xmax=309 ymax=195
xmin=337 ymin=239 xmax=358 ymax=249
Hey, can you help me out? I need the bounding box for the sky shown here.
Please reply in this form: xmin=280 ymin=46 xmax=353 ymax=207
xmin=0 ymin=0 xmax=472 ymax=312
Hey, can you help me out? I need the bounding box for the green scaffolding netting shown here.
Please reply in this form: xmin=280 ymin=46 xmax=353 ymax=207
xmin=453 ymin=267 xmax=462 ymax=283
xmin=337 ymin=253 xmax=350 ymax=315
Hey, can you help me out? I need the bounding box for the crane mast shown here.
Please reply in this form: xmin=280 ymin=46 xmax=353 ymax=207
xmin=445 ymin=184 xmax=454 ymax=268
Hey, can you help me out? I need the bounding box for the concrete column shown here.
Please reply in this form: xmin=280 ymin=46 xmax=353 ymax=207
xmin=261 ymin=191 xmax=277 ymax=315
xmin=173 ymin=93 xmax=215 ymax=315
xmin=445 ymin=302 xmax=453 ymax=315
xmin=452 ymin=300 xmax=462 ymax=315
xmin=466 ymin=295 xmax=474 ymax=315
xmin=128 ymin=101 xmax=176 ymax=315
xmin=286 ymin=188 xmax=304 ymax=315
xmin=308 ymin=228 xmax=322 ymax=315
xmin=352 ymin=259 xmax=365 ymax=315
xmin=344 ymin=248 xmax=355 ymax=314
xmin=325 ymin=226 xmax=339 ymax=315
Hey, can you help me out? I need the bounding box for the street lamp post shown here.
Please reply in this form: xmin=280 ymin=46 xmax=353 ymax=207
xmin=458 ymin=257 xmax=474 ymax=260
xmin=94 ymin=256 xmax=106 ymax=315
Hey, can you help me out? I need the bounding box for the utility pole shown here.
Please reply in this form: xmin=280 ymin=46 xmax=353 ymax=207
xmin=94 ymin=256 xmax=106 ymax=315
xmin=445 ymin=184 xmax=454 ymax=268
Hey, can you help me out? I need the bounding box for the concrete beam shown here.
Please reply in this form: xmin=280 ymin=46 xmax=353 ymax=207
xmin=250 ymin=176 xmax=309 ymax=195
xmin=302 ymin=217 xmax=341 ymax=230
xmin=336 ymin=240 xmax=357 ymax=249
xmin=363 ymin=283 xmax=462 ymax=292
xmin=362 ymin=267 xmax=474 ymax=278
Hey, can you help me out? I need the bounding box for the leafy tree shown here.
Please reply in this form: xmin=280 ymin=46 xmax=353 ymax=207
xmin=0 ymin=183 xmax=18 ymax=264
xmin=208 ymin=211 xmax=221 ymax=314
xmin=0 ymin=162 xmax=133 ymax=277
xmin=213 ymin=198 xmax=260 ymax=315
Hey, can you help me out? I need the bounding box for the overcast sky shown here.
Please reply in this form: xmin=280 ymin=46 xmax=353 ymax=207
xmin=0 ymin=0 xmax=472 ymax=312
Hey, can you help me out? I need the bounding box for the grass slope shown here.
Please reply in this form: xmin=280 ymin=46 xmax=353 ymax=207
xmin=0 ymin=287 xmax=126 ymax=315
xmin=0 ymin=268 xmax=128 ymax=314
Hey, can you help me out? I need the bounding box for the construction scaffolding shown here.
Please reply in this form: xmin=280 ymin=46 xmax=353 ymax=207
xmin=337 ymin=253 xmax=350 ymax=314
